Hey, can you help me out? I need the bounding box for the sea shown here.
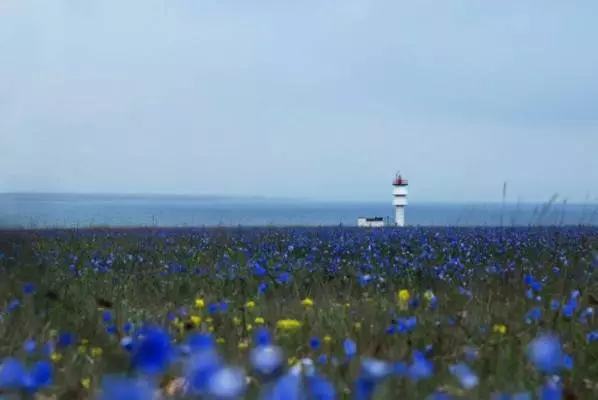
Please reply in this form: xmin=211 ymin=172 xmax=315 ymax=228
xmin=0 ymin=193 xmax=597 ymax=229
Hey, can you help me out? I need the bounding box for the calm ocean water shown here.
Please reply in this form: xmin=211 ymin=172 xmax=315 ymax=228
xmin=0 ymin=193 xmax=596 ymax=228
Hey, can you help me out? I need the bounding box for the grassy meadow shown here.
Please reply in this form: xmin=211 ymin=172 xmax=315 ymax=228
xmin=1 ymin=225 xmax=598 ymax=399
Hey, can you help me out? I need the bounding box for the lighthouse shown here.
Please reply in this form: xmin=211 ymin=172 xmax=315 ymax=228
xmin=392 ymin=172 xmax=408 ymax=227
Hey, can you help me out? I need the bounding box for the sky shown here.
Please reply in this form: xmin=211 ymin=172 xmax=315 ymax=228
xmin=1 ymin=0 xmax=597 ymax=204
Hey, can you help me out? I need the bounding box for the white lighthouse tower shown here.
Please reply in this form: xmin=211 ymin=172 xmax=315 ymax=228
xmin=392 ymin=172 xmax=408 ymax=227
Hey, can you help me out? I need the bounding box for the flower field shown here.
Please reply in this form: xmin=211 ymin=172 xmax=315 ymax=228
xmin=1 ymin=226 xmax=598 ymax=399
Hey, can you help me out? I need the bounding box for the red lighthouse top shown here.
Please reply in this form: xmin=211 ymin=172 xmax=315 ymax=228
xmin=392 ymin=172 xmax=408 ymax=186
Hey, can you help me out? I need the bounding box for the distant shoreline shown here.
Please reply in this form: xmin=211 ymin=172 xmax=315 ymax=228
xmin=1 ymin=192 xmax=596 ymax=206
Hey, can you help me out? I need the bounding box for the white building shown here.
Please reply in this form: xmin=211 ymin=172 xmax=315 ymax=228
xmin=357 ymin=217 xmax=385 ymax=228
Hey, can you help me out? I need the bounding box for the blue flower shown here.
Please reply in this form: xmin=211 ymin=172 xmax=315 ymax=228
xmin=276 ymin=272 xmax=291 ymax=284
xmin=123 ymin=322 xmax=134 ymax=334
xmin=130 ymin=327 xmax=172 ymax=374
xmin=408 ymin=351 xmax=434 ymax=382
xmin=394 ymin=361 xmax=408 ymax=376
xmin=120 ymin=336 xmax=134 ymax=352
xmin=527 ymin=333 xmax=564 ymax=374
xmin=102 ymin=311 xmax=112 ymax=322
xmin=562 ymin=303 xmax=575 ymax=318
xmin=537 ymin=379 xmax=562 ymax=400
xmin=397 ymin=316 xmax=417 ymax=333
xmin=258 ymin=282 xmax=268 ymax=294
xmin=250 ymin=345 xmax=284 ymax=380
xmin=562 ymin=354 xmax=573 ymax=370
xmin=354 ymin=376 xmax=377 ymax=400
xmin=219 ymin=301 xmax=230 ymax=313
xmin=448 ymin=362 xmax=478 ymax=389
xmin=343 ymin=339 xmax=357 ymax=359
xmin=359 ymin=274 xmax=372 ymax=286
xmin=254 ymin=328 xmax=272 ymax=347
xmin=207 ymin=366 xmax=247 ymax=399
xmin=462 ymin=346 xmax=478 ymax=361
xmin=98 ymin=376 xmax=156 ymax=400
xmin=58 ymin=332 xmax=75 ymax=348
xmin=263 ymin=372 xmax=302 ymax=400
xmin=309 ymin=337 xmax=321 ymax=350
xmin=188 ymin=332 xmax=216 ymax=352
xmin=23 ymin=283 xmax=36 ymax=295
xmin=252 ymin=263 xmax=266 ymax=276
xmin=23 ymin=339 xmax=36 ymax=354
xmin=306 ymin=373 xmax=336 ymax=400
xmin=27 ymin=360 xmax=53 ymax=391
xmin=525 ymin=307 xmax=542 ymax=324
xmin=0 ymin=358 xmax=28 ymax=389
xmin=185 ymin=346 xmax=223 ymax=394
xmin=8 ymin=299 xmax=20 ymax=312
xmin=550 ymin=300 xmax=560 ymax=312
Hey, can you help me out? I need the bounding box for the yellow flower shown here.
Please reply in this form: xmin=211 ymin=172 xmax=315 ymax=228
xmin=233 ymin=316 xmax=242 ymax=326
xmin=246 ymin=324 xmax=253 ymax=332
xmin=397 ymin=289 xmax=411 ymax=310
xmin=344 ymin=303 xmax=351 ymax=308
xmin=206 ymin=317 xmax=213 ymax=324
xmin=50 ymin=352 xmax=62 ymax=362
xmin=77 ymin=345 xmax=87 ymax=354
xmin=245 ymin=301 xmax=256 ymax=310
xmin=354 ymin=322 xmax=362 ymax=330
xmin=277 ymin=319 xmax=302 ymax=331
xmin=190 ymin=315 xmax=202 ymax=326
xmin=91 ymin=347 xmax=103 ymax=357
xmin=80 ymin=377 xmax=91 ymax=390
xmin=288 ymin=356 xmax=298 ymax=366
xmin=238 ymin=340 xmax=249 ymax=349
xmin=300 ymin=298 xmax=314 ymax=307
xmin=424 ymin=290 xmax=435 ymax=301
xmin=492 ymin=324 xmax=507 ymax=334
xmin=195 ymin=297 xmax=205 ymax=309
xmin=323 ymin=335 xmax=332 ymax=343
xmin=216 ymin=338 xmax=225 ymax=344
xmin=254 ymin=317 xmax=265 ymax=325
xmin=397 ymin=289 xmax=411 ymax=302
xmin=80 ymin=338 xmax=89 ymax=345
xmin=208 ymin=326 xmax=215 ymax=332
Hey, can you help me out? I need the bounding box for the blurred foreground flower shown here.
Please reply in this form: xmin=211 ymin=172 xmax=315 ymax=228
xmin=0 ymin=358 xmax=53 ymax=393
xmin=527 ymin=333 xmax=564 ymax=374
xmin=98 ymin=376 xmax=155 ymax=400
xmin=130 ymin=327 xmax=172 ymax=375
xmin=208 ymin=366 xmax=247 ymax=399
xmin=449 ymin=362 xmax=479 ymax=389
xmin=250 ymin=344 xmax=285 ymax=380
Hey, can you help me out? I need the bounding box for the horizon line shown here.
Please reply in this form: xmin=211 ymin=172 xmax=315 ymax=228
xmin=0 ymin=191 xmax=596 ymax=206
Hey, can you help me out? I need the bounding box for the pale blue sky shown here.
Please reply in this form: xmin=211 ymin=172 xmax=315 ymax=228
xmin=1 ymin=0 xmax=597 ymax=203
